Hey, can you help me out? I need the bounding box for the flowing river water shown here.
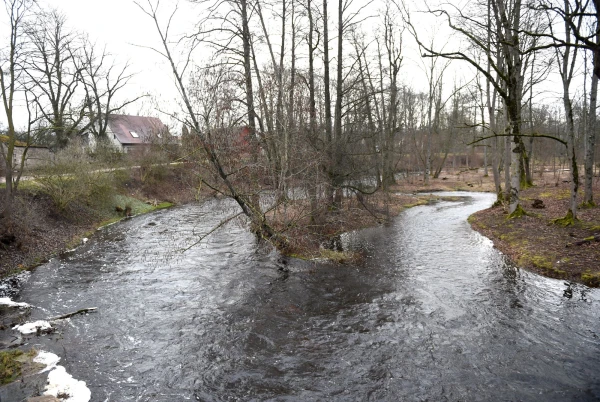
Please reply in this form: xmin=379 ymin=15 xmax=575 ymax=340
xmin=12 ymin=192 xmax=600 ymax=401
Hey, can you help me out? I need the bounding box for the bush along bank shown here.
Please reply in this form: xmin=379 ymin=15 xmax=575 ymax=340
xmin=0 ymin=157 xmax=204 ymax=279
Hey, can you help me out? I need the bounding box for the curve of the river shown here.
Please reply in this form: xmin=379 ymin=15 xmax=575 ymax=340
xmin=14 ymin=192 xmax=600 ymax=401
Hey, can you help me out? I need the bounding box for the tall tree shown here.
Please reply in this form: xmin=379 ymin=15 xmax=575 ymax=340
xmin=405 ymin=0 xmax=546 ymax=214
xmin=23 ymin=10 xmax=88 ymax=148
xmin=0 ymin=0 xmax=33 ymax=214
xmin=135 ymin=0 xmax=286 ymax=247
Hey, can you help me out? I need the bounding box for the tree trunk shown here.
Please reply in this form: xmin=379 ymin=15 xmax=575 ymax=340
xmin=322 ymin=0 xmax=334 ymax=205
xmin=585 ymin=37 xmax=599 ymax=206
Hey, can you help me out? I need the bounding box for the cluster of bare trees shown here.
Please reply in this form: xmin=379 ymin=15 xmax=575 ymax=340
xmin=134 ymin=0 xmax=599 ymax=243
xmin=0 ymin=0 xmax=139 ymax=216
xmin=411 ymin=0 xmax=600 ymax=221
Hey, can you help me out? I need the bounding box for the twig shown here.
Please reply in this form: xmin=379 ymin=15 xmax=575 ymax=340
xmin=48 ymin=307 xmax=98 ymax=321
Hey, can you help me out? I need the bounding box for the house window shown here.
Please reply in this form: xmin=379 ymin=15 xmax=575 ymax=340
xmin=130 ymin=131 xmax=139 ymax=138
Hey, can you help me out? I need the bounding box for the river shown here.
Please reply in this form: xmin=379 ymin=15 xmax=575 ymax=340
xmin=13 ymin=192 xmax=600 ymax=401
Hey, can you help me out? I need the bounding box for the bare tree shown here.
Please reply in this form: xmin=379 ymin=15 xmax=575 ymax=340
xmin=552 ymin=0 xmax=583 ymax=221
xmin=135 ymin=0 xmax=286 ymax=248
xmin=405 ymin=0 xmax=549 ymax=214
xmin=0 ymin=0 xmax=33 ymax=214
xmin=80 ymin=40 xmax=145 ymax=142
xmin=23 ymin=10 xmax=89 ymax=148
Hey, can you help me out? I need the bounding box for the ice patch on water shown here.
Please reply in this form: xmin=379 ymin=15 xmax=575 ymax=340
xmin=13 ymin=320 xmax=52 ymax=334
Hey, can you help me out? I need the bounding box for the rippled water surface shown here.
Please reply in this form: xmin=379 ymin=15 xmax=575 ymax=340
xmin=17 ymin=193 xmax=600 ymax=401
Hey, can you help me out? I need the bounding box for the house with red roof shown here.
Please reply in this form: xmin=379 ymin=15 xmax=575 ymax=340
xmin=105 ymin=114 xmax=171 ymax=153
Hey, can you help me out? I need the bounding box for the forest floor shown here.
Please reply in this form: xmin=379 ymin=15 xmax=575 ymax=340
xmin=469 ymin=177 xmax=600 ymax=287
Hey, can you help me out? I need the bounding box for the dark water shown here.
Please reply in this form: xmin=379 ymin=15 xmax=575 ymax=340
xmin=16 ymin=193 xmax=600 ymax=401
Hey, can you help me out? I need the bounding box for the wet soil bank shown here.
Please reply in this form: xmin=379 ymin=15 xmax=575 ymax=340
xmin=469 ymin=182 xmax=600 ymax=286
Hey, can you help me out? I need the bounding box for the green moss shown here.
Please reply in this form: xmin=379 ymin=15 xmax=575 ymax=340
xmin=403 ymin=199 xmax=429 ymax=208
xmin=154 ymin=202 xmax=173 ymax=210
xmin=520 ymin=180 xmax=534 ymax=190
xmin=540 ymin=189 xmax=569 ymax=200
xmin=507 ymin=204 xmax=531 ymax=219
xmin=581 ymin=272 xmax=600 ymax=287
xmin=580 ymin=200 xmax=596 ymax=208
xmin=552 ymin=210 xmax=578 ymax=227
xmin=529 ymin=255 xmax=553 ymax=270
xmin=0 ymin=349 xmax=37 ymax=385
xmin=285 ymin=253 xmax=312 ymax=261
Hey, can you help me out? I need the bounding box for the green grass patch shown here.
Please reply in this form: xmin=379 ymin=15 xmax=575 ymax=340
xmin=0 ymin=349 xmax=37 ymax=385
xmin=154 ymin=202 xmax=174 ymax=211
xmin=581 ymin=272 xmax=600 ymax=287
xmin=402 ymin=198 xmax=430 ymax=209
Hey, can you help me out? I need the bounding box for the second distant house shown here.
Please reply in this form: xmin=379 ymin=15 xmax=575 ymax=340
xmin=105 ymin=114 xmax=170 ymax=153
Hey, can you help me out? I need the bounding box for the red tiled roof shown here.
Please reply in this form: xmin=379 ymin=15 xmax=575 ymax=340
xmin=107 ymin=114 xmax=167 ymax=145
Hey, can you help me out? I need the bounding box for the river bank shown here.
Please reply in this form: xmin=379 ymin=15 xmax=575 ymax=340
xmin=469 ymin=181 xmax=600 ymax=287
xmin=0 ymin=164 xmax=202 ymax=278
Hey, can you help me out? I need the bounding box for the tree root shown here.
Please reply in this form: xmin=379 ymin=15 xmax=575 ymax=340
xmin=552 ymin=210 xmax=578 ymax=227
xmin=507 ymin=204 xmax=531 ymax=219
xmin=566 ymin=235 xmax=600 ymax=248
xmin=580 ymin=200 xmax=597 ymax=209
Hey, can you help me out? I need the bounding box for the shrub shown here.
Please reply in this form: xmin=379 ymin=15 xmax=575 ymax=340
xmin=34 ymin=142 xmax=116 ymax=211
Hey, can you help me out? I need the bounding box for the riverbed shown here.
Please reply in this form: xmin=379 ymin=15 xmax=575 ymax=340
xmin=12 ymin=192 xmax=600 ymax=401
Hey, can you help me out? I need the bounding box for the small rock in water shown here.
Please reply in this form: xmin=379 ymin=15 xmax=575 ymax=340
xmin=82 ymin=238 xmax=88 ymax=244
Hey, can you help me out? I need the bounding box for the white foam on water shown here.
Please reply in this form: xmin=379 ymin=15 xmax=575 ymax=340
xmin=33 ymin=350 xmax=61 ymax=372
xmin=34 ymin=351 xmax=91 ymax=402
xmin=12 ymin=320 xmax=52 ymax=334
xmin=0 ymin=297 xmax=30 ymax=308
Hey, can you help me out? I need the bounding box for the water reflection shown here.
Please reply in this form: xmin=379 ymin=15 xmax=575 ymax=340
xmin=14 ymin=192 xmax=600 ymax=401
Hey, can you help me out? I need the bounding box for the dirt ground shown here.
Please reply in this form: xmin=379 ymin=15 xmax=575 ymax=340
xmin=469 ymin=180 xmax=600 ymax=286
